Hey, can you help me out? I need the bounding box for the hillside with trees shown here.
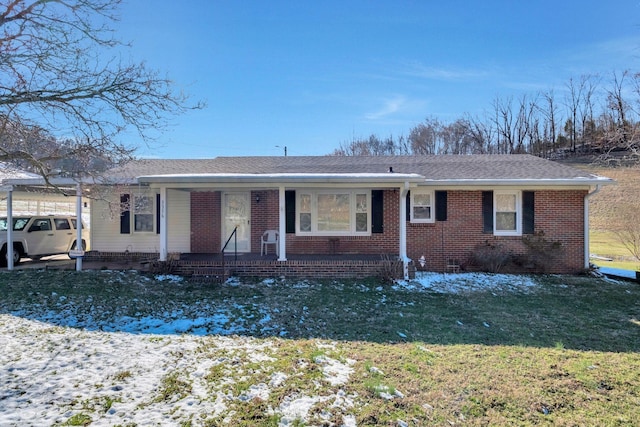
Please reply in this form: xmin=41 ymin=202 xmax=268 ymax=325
xmin=331 ymin=72 xmax=640 ymax=166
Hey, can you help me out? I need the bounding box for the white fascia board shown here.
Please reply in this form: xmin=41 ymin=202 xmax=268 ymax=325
xmin=2 ymin=177 xmax=82 ymax=186
xmin=421 ymin=177 xmax=616 ymax=188
xmin=138 ymin=173 xmax=426 ymax=185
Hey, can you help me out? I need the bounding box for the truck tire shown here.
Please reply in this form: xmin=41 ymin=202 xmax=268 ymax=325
xmin=1 ymin=244 xmax=21 ymax=267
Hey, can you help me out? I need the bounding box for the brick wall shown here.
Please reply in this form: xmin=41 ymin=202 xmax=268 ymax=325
xmin=188 ymin=188 xmax=587 ymax=274
xmin=406 ymin=189 xmax=587 ymax=274
xmin=190 ymin=192 xmax=221 ymax=253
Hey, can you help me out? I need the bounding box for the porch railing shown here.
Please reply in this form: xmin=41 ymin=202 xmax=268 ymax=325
xmin=219 ymin=226 xmax=238 ymax=282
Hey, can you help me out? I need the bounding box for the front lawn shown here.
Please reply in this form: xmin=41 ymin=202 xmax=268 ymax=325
xmin=1 ymin=270 xmax=639 ymax=426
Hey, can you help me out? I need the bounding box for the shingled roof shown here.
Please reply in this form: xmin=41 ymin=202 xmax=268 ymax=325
xmin=109 ymin=154 xmax=609 ymax=184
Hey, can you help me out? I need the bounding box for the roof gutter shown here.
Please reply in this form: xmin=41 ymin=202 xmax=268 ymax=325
xmin=424 ymin=178 xmax=615 ymax=187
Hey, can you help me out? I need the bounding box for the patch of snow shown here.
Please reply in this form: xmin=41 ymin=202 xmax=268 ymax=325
xmin=270 ymin=372 xmax=288 ymax=387
xmin=314 ymin=355 xmax=355 ymax=386
xmin=369 ymin=366 xmax=384 ymax=375
xmin=395 ymin=272 xmax=538 ymax=294
xmin=154 ymin=274 xmax=183 ymax=283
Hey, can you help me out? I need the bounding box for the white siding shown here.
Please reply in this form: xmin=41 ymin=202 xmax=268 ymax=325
xmin=90 ymin=187 xmax=191 ymax=253
xmin=167 ymin=189 xmax=190 ymax=252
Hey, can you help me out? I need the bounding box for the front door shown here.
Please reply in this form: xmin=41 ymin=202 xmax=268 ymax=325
xmin=222 ymin=192 xmax=251 ymax=253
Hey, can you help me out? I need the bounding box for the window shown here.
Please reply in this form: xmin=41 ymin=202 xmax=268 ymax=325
xmin=297 ymin=190 xmax=370 ymax=235
xmin=134 ymin=194 xmax=154 ymax=232
xmin=28 ymin=218 xmax=52 ymax=232
xmin=494 ymin=191 xmax=521 ymax=236
xmin=410 ymin=189 xmax=434 ymax=223
xmin=54 ymin=218 xmax=71 ymax=230
xmin=483 ymin=191 xmax=534 ymax=236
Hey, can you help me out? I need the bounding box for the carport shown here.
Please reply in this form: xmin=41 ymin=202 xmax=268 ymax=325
xmin=1 ymin=164 xmax=88 ymax=271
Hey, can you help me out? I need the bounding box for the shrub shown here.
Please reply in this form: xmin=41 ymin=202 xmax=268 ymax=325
xmin=469 ymin=241 xmax=511 ymax=273
xmin=378 ymin=254 xmax=404 ymax=283
xmin=522 ymin=230 xmax=563 ymax=273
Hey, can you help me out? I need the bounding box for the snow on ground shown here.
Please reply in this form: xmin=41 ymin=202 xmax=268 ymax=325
xmin=0 ymin=271 xmax=588 ymax=426
xmin=395 ymin=271 xmax=539 ymax=294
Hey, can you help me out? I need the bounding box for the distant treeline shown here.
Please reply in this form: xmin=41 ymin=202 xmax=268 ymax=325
xmin=331 ymin=70 xmax=640 ymax=164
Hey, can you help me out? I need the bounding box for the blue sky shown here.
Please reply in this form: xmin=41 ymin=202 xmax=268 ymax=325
xmin=117 ymin=1 xmax=640 ymax=158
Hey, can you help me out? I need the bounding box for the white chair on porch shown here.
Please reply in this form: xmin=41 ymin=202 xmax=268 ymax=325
xmin=261 ymin=230 xmax=279 ymax=256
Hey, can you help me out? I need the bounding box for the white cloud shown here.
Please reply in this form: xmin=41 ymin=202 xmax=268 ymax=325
xmin=364 ymin=95 xmax=407 ymax=120
xmin=400 ymin=61 xmax=490 ymax=81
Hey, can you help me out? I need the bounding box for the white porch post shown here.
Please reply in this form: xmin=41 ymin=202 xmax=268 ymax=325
xmin=75 ymin=183 xmax=83 ymax=271
xmin=278 ymin=185 xmax=287 ymax=261
xmin=399 ymin=183 xmax=410 ymax=279
xmin=6 ymin=187 xmax=13 ymax=270
xmin=159 ymin=186 xmax=168 ymax=261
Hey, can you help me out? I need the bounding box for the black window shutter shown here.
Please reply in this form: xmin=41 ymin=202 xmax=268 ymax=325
xmin=120 ymin=194 xmax=131 ymax=234
xmin=156 ymin=193 xmax=161 ymax=234
xmin=371 ymin=190 xmax=384 ymax=233
xmin=285 ymin=190 xmax=296 ymax=233
xmin=435 ymin=191 xmax=447 ymax=221
xmin=405 ymin=190 xmax=411 ymax=221
xmin=523 ymin=191 xmax=535 ymax=234
xmin=482 ymin=191 xmax=493 ymax=233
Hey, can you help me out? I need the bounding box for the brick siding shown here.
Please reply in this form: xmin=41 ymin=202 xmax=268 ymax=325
xmin=190 ymin=192 xmax=221 ymax=253
xmin=188 ymin=188 xmax=587 ymax=275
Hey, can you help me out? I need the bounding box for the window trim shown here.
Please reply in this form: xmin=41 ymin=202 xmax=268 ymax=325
xmin=296 ymin=189 xmax=371 ymax=236
xmin=493 ymin=190 xmax=522 ymax=236
xmin=410 ymin=189 xmax=435 ymax=223
xmin=133 ymin=193 xmax=155 ymax=233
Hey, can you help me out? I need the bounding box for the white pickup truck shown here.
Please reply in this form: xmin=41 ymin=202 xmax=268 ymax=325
xmin=0 ymin=215 xmax=87 ymax=266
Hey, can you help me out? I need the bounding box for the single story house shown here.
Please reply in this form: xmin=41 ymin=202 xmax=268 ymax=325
xmin=82 ymin=154 xmax=612 ymax=279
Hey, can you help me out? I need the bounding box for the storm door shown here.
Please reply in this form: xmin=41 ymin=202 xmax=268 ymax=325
xmin=222 ymin=192 xmax=251 ymax=253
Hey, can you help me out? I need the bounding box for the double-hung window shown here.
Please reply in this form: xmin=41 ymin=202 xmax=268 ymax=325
xmin=410 ymin=189 xmax=435 ymax=223
xmin=297 ymin=190 xmax=370 ymax=235
xmin=494 ymin=191 xmax=521 ymax=236
xmin=133 ymin=194 xmax=154 ymax=232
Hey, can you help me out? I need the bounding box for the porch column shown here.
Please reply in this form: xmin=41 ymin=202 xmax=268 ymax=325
xmin=278 ymin=185 xmax=287 ymax=261
xmin=75 ymin=183 xmax=83 ymax=271
xmin=159 ymin=186 xmax=168 ymax=261
xmin=6 ymin=187 xmax=14 ymax=270
xmin=399 ymin=182 xmax=410 ymax=279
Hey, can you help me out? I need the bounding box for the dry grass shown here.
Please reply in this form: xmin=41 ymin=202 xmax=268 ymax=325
xmin=585 ymin=165 xmax=640 ymax=232
xmin=572 ymin=164 xmax=640 ymax=267
xmin=2 ymin=271 xmax=640 ymax=425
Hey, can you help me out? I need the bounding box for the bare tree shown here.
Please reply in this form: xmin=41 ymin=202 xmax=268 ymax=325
xmin=331 ymin=134 xmax=402 ymax=156
xmin=463 ymin=113 xmax=495 ymax=153
xmin=492 ymin=94 xmax=538 ymax=154
xmin=613 ymin=204 xmax=640 ymax=267
xmin=408 ymin=117 xmax=441 ymax=154
xmin=539 ymin=90 xmax=560 ymax=157
xmin=441 ymin=119 xmax=473 ymax=154
xmin=0 ymin=0 xmax=200 ymax=182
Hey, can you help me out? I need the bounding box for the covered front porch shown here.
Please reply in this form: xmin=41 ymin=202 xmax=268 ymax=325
xmin=142 ymin=172 xmax=426 ymax=279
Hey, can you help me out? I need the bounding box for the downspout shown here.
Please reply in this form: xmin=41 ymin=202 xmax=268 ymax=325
xmin=399 ymin=182 xmax=410 ymax=279
xmin=584 ymin=185 xmax=601 ymax=269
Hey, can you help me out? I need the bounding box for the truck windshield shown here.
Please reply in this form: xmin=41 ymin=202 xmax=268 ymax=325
xmin=0 ymin=218 xmax=31 ymax=231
